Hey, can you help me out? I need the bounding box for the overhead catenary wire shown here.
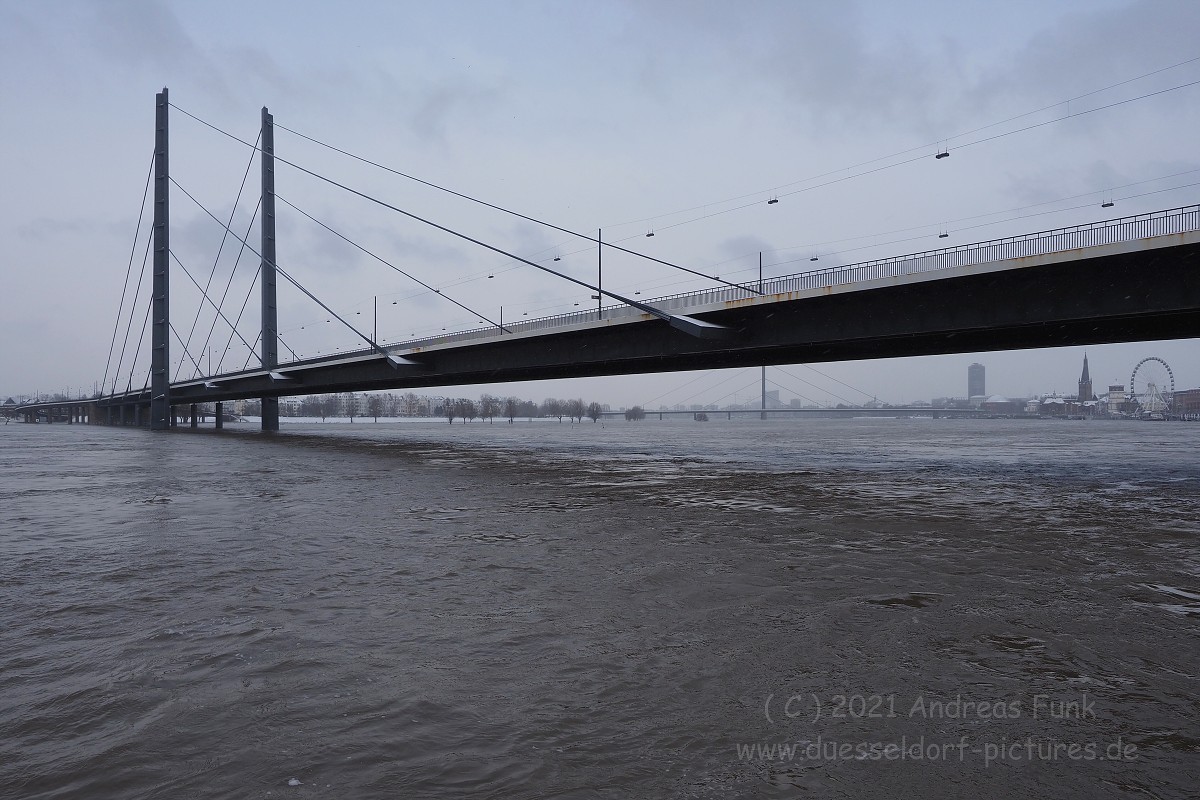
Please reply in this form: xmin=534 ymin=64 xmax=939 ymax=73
xmin=639 ymin=75 xmax=1200 ymax=241
xmin=629 ymin=181 xmax=1200 ymax=302
xmin=605 ymin=54 xmax=1200 ymax=231
xmin=708 ymin=166 xmax=1200 ymax=276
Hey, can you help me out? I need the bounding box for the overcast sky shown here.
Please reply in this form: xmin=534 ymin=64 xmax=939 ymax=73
xmin=2 ymin=0 xmax=1198 ymax=407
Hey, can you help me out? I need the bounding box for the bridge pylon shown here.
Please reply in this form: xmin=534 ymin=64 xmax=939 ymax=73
xmin=260 ymin=106 xmax=280 ymax=431
xmin=150 ymin=88 xmax=171 ymax=430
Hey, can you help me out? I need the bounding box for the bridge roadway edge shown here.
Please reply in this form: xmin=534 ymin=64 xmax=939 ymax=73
xmin=159 ymin=239 xmax=1200 ymax=405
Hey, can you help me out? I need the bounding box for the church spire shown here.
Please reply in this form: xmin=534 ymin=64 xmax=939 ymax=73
xmin=1078 ymin=353 xmax=1093 ymax=402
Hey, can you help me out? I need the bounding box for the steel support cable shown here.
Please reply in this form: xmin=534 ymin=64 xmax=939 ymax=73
xmin=708 ymin=374 xmax=768 ymax=409
xmin=167 ymin=249 xmax=260 ymax=356
xmin=112 ymin=231 xmax=156 ymax=397
xmin=772 ymin=365 xmax=867 ymax=406
xmin=237 ymin=332 xmax=297 ymax=370
xmin=172 ymin=162 xmax=695 ymax=336
xmin=126 ymin=292 xmax=154 ymax=395
xmin=170 ymin=103 xmax=757 ymax=303
xmin=171 ymin=74 xmax=1200 ymax=290
xmin=269 ymin=121 xmax=759 ymax=295
xmin=648 ymin=367 xmax=753 ymax=409
xmin=275 ymin=194 xmax=507 ymax=332
xmin=216 ymin=263 xmax=260 ymax=374
xmin=170 ymin=177 xmax=385 ymax=356
xmin=176 ymin=129 xmax=262 ymax=382
xmin=641 ymin=369 xmax=732 ymax=408
xmin=274 ymin=56 xmax=1200 ymax=274
xmin=764 ymin=376 xmax=830 ymax=409
xmin=782 ymin=363 xmax=875 ymax=401
xmin=241 ymin=330 xmax=262 ymax=372
xmin=194 ymin=196 xmax=262 ymax=379
xmin=169 ymin=322 xmax=204 ymax=377
xmin=103 ymin=151 xmax=155 ymax=397
xmin=278 ymin=335 xmax=299 ymax=362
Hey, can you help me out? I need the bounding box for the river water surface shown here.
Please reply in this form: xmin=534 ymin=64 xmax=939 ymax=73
xmin=1 ymin=417 xmax=1197 ymax=798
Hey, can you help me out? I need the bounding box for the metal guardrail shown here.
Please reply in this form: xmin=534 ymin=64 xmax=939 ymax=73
xmin=276 ymin=204 xmax=1200 ymax=367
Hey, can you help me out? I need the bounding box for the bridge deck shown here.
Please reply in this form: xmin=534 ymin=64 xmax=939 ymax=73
xmin=72 ymin=204 xmax=1200 ymax=409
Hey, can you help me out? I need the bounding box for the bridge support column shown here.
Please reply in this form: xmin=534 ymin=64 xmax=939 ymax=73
xmin=190 ymin=403 xmax=198 ymax=429
xmin=215 ymin=402 xmax=223 ymax=430
xmin=761 ymin=366 xmax=767 ymax=421
xmin=260 ymin=106 xmax=279 ymax=432
xmin=150 ymin=88 xmax=171 ymax=430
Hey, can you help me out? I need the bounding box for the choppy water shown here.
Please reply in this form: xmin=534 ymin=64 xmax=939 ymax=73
xmin=1 ymin=417 xmax=1197 ymax=799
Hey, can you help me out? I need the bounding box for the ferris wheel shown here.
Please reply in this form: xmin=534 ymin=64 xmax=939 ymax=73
xmin=1129 ymin=357 xmax=1175 ymax=413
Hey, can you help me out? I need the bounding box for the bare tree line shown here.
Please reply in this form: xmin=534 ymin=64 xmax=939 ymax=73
xmin=241 ymin=392 xmax=616 ymax=423
xmin=443 ymin=394 xmax=606 ymax=424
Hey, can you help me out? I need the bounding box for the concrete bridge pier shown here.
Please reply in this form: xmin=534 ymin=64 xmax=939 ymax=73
xmin=215 ymin=402 xmax=223 ymax=430
xmin=190 ymin=403 xmax=198 ymax=429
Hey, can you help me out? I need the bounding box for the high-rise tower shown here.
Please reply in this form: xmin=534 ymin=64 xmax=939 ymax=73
xmin=968 ymin=363 xmax=985 ymax=398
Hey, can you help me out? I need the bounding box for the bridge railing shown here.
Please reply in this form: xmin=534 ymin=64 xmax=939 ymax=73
xmin=299 ymin=204 xmax=1200 ymax=364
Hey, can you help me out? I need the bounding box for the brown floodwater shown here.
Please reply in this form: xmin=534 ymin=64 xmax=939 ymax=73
xmin=1 ymin=417 xmax=1197 ymax=798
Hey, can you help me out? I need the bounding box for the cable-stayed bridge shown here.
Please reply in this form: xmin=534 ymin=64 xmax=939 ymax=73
xmin=14 ymin=90 xmax=1200 ymax=429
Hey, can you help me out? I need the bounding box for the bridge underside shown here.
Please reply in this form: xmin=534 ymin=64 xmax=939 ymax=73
xmin=160 ymin=240 xmax=1198 ymax=406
